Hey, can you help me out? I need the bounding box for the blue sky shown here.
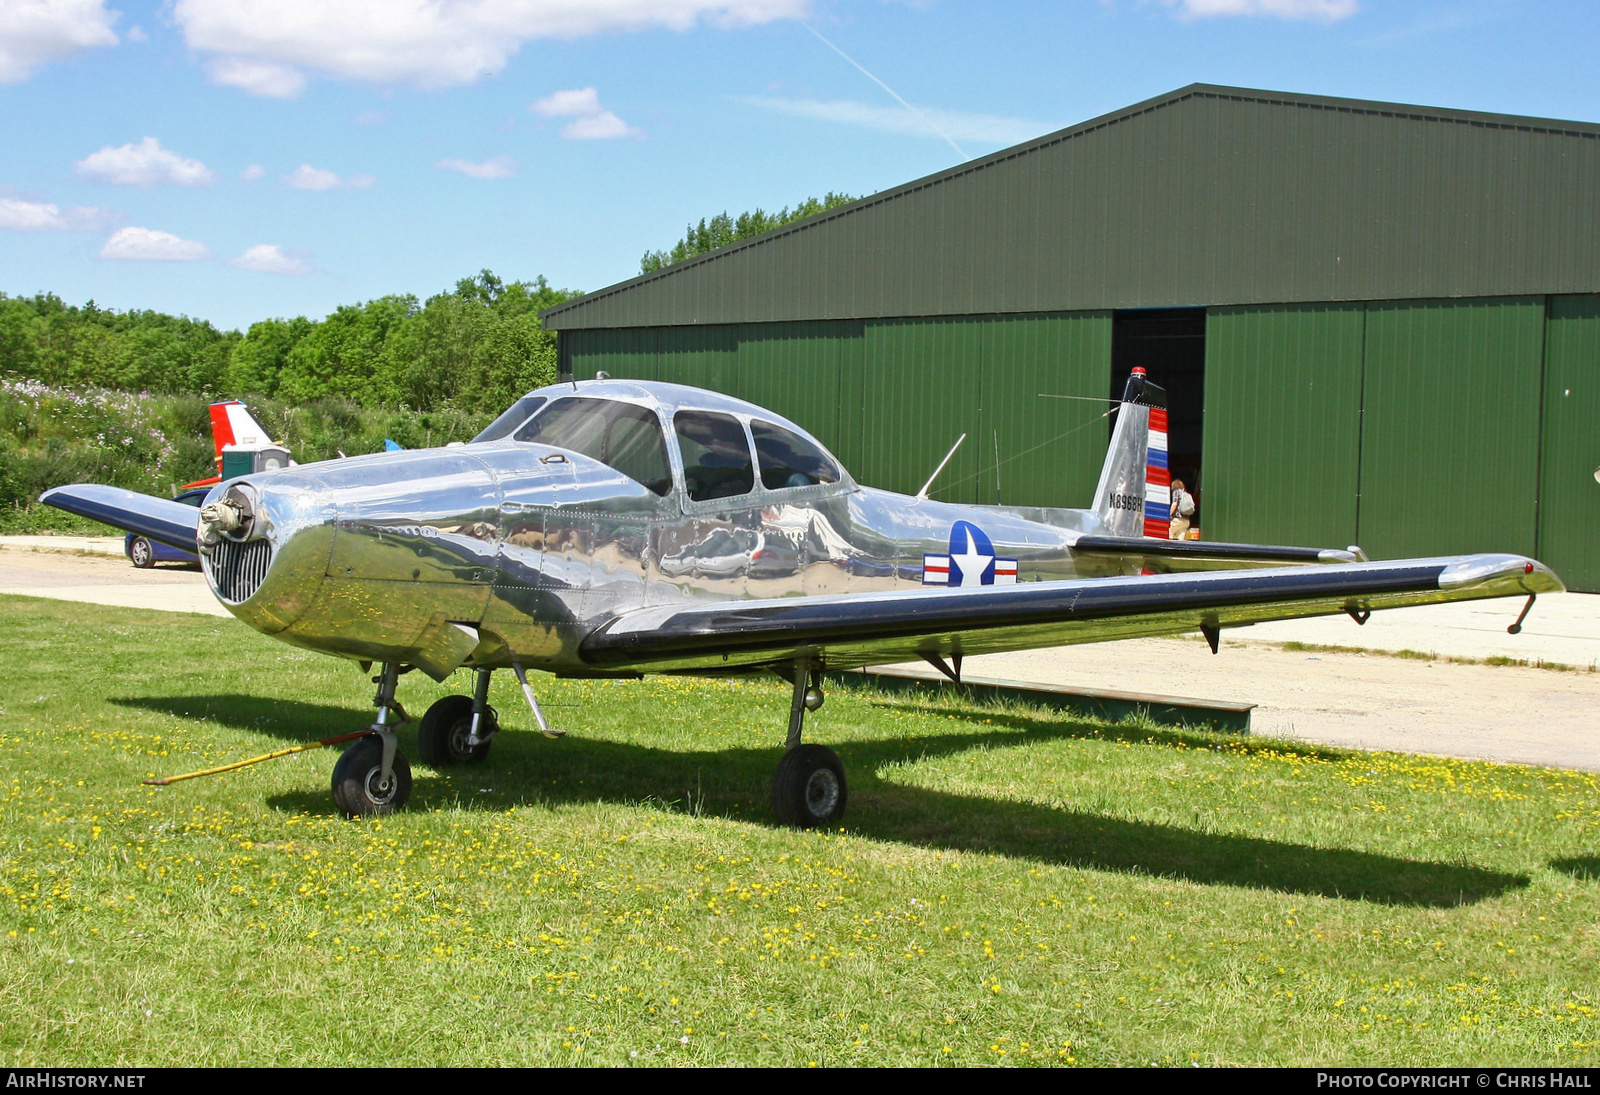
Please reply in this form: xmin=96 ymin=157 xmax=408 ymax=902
xmin=1 ymin=0 xmax=1595 ymax=331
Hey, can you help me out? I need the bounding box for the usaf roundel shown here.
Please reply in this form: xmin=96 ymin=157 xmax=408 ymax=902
xmin=923 ymin=521 xmax=1018 ymax=587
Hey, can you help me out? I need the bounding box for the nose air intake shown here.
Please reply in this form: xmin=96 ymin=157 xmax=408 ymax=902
xmin=205 ymin=538 xmax=274 ymax=603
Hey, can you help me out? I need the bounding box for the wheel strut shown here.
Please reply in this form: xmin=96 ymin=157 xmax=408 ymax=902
xmin=784 ymin=657 xmax=824 ymax=749
xmin=467 ymin=667 xmax=495 ymax=748
xmin=369 ymin=662 xmax=409 ymax=784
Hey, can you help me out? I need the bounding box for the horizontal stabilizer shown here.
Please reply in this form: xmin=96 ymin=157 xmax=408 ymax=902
xmin=1072 ymin=535 xmax=1360 ymax=569
xmin=39 ymin=484 xmax=200 ymax=553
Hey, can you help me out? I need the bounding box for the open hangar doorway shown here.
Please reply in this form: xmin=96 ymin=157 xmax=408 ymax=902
xmin=1110 ymin=308 xmax=1207 ymax=530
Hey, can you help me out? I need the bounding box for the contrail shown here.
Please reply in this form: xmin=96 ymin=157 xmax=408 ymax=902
xmin=801 ymin=22 xmax=970 ymax=163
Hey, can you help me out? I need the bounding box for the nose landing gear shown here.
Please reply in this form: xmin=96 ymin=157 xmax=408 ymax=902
xmin=331 ymin=662 xmax=413 ymax=818
xmin=331 ymin=735 xmax=413 ymax=816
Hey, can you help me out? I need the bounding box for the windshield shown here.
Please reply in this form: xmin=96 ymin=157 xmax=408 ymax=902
xmin=472 ymin=395 xmax=547 ymax=443
xmin=513 ymin=397 xmax=672 ymax=495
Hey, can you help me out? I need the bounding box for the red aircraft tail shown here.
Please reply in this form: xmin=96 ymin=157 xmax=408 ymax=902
xmin=179 ymin=400 xmax=276 ymax=489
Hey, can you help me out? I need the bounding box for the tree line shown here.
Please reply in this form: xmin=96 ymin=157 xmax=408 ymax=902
xmin=0 ymin=270 xmax=577 ymax=417
xmin=640 ymin=192 xmax=856 ymax=274
xmin=1 ymin=189 xmax=860 ymax=413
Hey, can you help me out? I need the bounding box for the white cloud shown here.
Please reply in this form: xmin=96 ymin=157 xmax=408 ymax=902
xmin=239 ymin=164 xmax=264 ymax=181
xmin=205 ymin=54 xmax=306 ymax=98
xmin=531 ymin=86 xmax=641 ymax=139
xmin=285 ymin=164 xmax=339 ymax=190
xmin=531 ymin=86 xmax=602 ymax=118
xmin=282 ymin=164 xmax=375 ymax=189
xmin=172 ymin=0 xmax=808 ymax=95
xmin=0 ymin=196 xmax=113 ymax=231
xmin=742 ymin=97 xmax=1050 ymax=146
xmin=75 ymin=137 xmax=216 ymax=187
xmin=437 ymin=155 xmax=516 ymax=179
xmin=100 ymin=226 xmax=211 ymax=261
xmin=0 ymin=0 xmax=119 ymax=83
xmin=1161 ymin=0 xmax=1357 ymax=21
xmin=230 ymin=243 xmax=313 ymax=275
xmin=559 ymin=111 xmax=638 ymax=140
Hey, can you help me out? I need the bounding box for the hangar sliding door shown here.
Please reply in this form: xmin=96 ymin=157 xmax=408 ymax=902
xmin=1359 ymin=298 xmax=1544 ymax=560
xmin=979 ymin=312 xmax=1111 ymax=509
xmin=733 ymin=321 xmax=864 ymax=471
xmin=861 ymin=318 xmax=988 ymax=502
xmin=566 ymin=328 xmax=661 ymax=381
xmin=1537 ymin=295 xmax=1600 ymax=593
xmin=1204 ymin=304 xmax=1366 ymax=549
xmin=860 ymin=313 xmax=1112 ymax=504
xmin=657 ymin=325 xmax=737 ymax=393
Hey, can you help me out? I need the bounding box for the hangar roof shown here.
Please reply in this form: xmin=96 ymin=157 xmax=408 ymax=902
xmin=542 ymin=83 xmax=1600 ymax=330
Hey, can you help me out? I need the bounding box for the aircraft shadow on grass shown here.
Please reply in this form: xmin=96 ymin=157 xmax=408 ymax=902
xmin=114 ymin=692 xmax=1530 ymax=909
xmin=1548 ymin=857 xmax=1600 ymax=882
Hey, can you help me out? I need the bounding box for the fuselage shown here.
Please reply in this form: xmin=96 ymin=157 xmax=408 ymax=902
xmin=199 ymin=380 xmax=1133 ymax=678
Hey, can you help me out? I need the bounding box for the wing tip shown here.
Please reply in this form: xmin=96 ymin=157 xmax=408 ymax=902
xmin=1438 ymin=554 xmax=1565 ymax=595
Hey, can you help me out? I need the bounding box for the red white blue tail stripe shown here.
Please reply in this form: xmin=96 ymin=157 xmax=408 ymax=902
xmin=1143 ymin=407 xmax=1170 ymax=538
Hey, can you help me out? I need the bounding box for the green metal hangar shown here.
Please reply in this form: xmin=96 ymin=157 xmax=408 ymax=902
xmin=541 ymin=84 xmax=1600 ymax=590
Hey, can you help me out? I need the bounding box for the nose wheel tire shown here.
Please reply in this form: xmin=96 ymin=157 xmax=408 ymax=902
xmin=772 ymin=744 xmax=848 ymax=829
xmin=417 ymin=694 xmax=494 ymax=766
xmin=331 ymin=736 xmax=412 ymax=817
xmin=129 ymin=537 xmax=154 ymax=568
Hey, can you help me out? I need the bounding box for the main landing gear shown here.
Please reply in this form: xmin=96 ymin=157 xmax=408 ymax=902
xmin=771 ymin=658 xmax=847 ymax=829
xmin=417 ymin=668 xmax=497 ymax=766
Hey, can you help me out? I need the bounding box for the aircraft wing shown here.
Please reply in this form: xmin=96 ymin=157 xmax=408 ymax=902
xmin=39 ymin=485 xmax=200 ymax=553
xmin=581 ymin=554 xmax=1562 ymax=674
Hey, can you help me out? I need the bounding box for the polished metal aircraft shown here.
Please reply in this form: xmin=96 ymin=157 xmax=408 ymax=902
xmin=44 ymin=371 xmax=1562 ymax=825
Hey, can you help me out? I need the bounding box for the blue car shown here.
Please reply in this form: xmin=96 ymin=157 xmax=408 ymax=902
xmin=126 ymin=487 xmax=207 ymax=568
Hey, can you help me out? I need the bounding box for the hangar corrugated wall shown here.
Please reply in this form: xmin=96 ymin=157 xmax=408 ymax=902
xmin=546 ymin=85 xmax=1600 ymax=590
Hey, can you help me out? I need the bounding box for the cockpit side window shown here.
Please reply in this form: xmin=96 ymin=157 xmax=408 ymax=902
xmin=752 ymin=420 xmax=841 ymax=491
xmin=472 ymin=395 xmax=547 ymax=443
xmin=675 ymin=410 xmax=755 ymax=502
xmin=512 ymin=397 xmax=672 ymax=495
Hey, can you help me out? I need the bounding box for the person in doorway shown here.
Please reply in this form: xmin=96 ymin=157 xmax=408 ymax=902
xmin=1169 ymin=479 xmax=1196 ymax=540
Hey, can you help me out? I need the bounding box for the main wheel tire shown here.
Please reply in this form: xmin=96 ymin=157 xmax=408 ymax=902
xmin=331 ymin=736 xmax=412 ymax=817
xmin=772 ymin=744 xmax=848 ymax=829
xmin=417 ymin=694 xmax=494 ymax=766
xmin=129 ymin=537 xmax=155 ymax=569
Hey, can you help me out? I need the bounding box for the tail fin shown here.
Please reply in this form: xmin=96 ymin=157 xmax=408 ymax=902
xmin=1090 ymin=368 xmax=1168 ymax=538
xmin=208 ymin=400 xmax=272 ymax=458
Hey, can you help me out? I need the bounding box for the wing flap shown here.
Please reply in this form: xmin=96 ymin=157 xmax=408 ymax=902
xmin=39 ymin=484 xmax=200 ymax=553
xmin=582 ymin=554 xmax=1562 ymax=673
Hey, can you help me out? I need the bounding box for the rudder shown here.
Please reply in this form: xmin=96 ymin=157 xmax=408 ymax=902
xmin=1090 ymin=368 xmax=1168 ymax=538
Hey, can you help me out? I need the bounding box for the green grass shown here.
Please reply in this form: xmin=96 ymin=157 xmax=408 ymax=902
xmin=1277 ymin=639 xmax=1596 ymax=674
xmin=1 ymin=597 xmax=1597 ymax=1066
